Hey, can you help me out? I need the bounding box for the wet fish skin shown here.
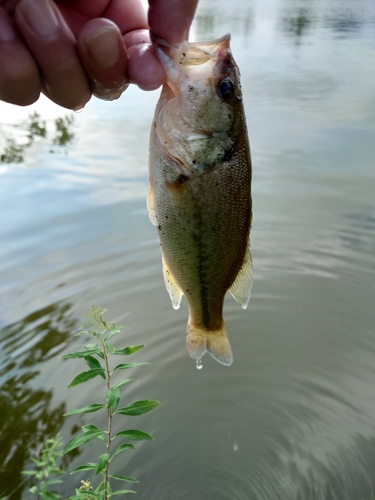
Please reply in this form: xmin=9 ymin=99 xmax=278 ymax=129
xmin=148 ymin=34 xmax=252 ymax=366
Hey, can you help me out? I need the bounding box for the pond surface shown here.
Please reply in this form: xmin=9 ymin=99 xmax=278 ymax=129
xmin=1 ymin=0 xmax=375 ymax=498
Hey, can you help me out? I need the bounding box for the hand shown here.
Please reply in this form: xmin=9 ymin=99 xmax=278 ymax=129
xmin=0 ymin=0 xmax=198 ymax=109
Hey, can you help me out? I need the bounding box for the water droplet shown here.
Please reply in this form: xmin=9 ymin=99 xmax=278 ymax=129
xmin=196 ymin=359 xmax=203 ymax=370
xmin=233 ymin=442 xmax=239 ymax=452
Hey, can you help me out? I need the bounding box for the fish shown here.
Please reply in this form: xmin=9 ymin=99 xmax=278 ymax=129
xmin=147 ymin=34 xmax=253 ymax=366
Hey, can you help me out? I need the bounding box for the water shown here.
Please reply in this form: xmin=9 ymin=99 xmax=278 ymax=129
xmin=1 ymin=0 xmax=375 ymax=498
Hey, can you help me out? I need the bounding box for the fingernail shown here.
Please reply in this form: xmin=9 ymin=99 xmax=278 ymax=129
xmin=18 ymin=0 xmax=59 ymax=37
xmin=87 ymin=27 xmax=120 ymax=69
xmin=0 ymin=10 xmax=16 ymax=41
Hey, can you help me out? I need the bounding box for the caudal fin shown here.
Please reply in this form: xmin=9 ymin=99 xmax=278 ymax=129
xmin=186 ymin=320 xmax=233 ymax=366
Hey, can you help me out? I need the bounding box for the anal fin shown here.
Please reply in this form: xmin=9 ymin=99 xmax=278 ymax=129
xmin=147 ymin=180 xmax=157 ymax=226
xmin=229 ymin=246 xmax=253 ymax=309
xmin=162 ymin=252 xmax=183 ymax=310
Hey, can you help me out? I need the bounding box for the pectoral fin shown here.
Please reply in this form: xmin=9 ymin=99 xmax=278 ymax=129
xmin=147 ymin=180 xmax=157 ymax=226
xmin=162 ymin=252 xmax=183 ymax=310
xmin=229 ymin=246 xmax=253 ymax=310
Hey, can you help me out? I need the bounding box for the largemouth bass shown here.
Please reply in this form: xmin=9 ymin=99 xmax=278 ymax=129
xmin=147 ymin=34 xmax=252 ymax=366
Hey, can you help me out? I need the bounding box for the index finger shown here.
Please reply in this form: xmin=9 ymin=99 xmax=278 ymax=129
xmin=148 ymin=0 xmax=199 ymax=43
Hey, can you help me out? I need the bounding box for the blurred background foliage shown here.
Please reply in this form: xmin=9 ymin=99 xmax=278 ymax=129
xmin=0 ymin=112 xmax=75 ymax=164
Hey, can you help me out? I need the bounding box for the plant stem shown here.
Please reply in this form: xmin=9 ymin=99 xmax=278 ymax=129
xmin=100 ymin=332 xmax=112 ymax=500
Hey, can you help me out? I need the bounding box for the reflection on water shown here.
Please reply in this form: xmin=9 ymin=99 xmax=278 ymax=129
xmin=0 ymin=112 xmax=75 ymax=164
xmin=53 ymin=116 xmax=75 ymax=147
xmin=193 ymin=0 xmax=254 ymax=40
xmin=282 ymin=8 xmax=313 ymax=41
xmin=193 ymin=0 xmax=375 ymax=44
xmin=0 ymin=0 xmax=375 ymax=498
xmin=0 ymin=303 xmax=77 ymax=499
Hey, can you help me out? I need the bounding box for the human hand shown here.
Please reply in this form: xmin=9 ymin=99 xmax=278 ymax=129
xmin=0 ymin=0 xmax=198 ymax=109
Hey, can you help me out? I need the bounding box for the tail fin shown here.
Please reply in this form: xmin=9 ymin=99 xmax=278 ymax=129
xmin=186 ymin=320 xmax=233 ymax=366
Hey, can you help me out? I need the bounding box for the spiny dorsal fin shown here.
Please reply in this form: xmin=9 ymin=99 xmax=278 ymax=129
xmin=229 ymin=246 xmax=253 ymax=310
xmin=162 ymin=252 xmax=183 ymax=310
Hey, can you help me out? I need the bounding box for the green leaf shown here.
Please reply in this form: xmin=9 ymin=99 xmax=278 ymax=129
xmin=77 ymin=328 xmax=98 ymax=334
xmin=29 ymin=486 xmax=38 ymax=496
xmin=116 ymin=400 xmax=162 ymax=416
xmin=106 ymin=387 xmax=120 ymax=413
xmin=111 ymin=490 xmax=136 ymax=496
xmin=82 ymin=425 xmax=107 ymax=443
xmin=95 ymin=453 xmax=109 ymax=476
xmin=61 ymin=349 xmax=100 ymax=359
xmin=104 ymin=328 xmax=122 ymax=342
xmin=45 ymin=479 xmax=63 ymax=486
xmin=49 ymin=467 xmax=64 ymax=475
xmin=110 ymin=443 xmax=135 ymax=459
xmin=71 ymin=464 xmax=98 ymax=474
xmin=71 ymin=344 xmax=104 ymax=359
xmin=66 ymin=368 xmax=105 ymax=388
xmin=94 ymin=481 xmax=105 ymax=493
xmin=32 ymin=458 xmax=46 ymax=467
xmin=40 ymin=481 xmax=47 ymax=495
xmin=64 ymin=404 xmax=106 ymax=416
xmin=110 ymin=474 xmax=139 ymax=483
xmin=84 ymin=343 xmax=104 ymax=352
xmin=114 ymin=430 xmax=154 ymax=441
xmin=44 ymin=492 xmax=61 ymax=500
xmin=104 ymin=341 xmax=115 ymax=353
xmin=111 ymin=379 xmax=137 ymax=391
xmin=84 ymin=356 xmax=105 ymax=377
xmin=106 ymin=481 xmax=112 ymax=497
xmin=113 ymin=344 xmax=145 ymax=355
xmin=73 ymin=491 xmax=100 ymax=499
xmin=101 ymin=318 xmax=110 ymax=329
xmin=22 ymin=470 xmax=38 ymax=476
xmin=82 ymin=424 xmax=102 ymax=433
xmin=62 ymin=430 xmax=106 ymax=455
xmin=113 ymin=362 xmax=149 ymax=372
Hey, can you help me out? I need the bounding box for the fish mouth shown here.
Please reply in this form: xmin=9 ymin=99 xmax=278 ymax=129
xmin=151 ymin=33 xmax=231 ymax=65
xmin=151 ymin=33 xmax=232 ymax=97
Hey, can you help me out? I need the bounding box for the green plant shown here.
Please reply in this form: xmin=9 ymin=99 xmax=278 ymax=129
xmin=22 ymin=433 xmax=64 ymax=499
xmin=61 ymin=305 xmax=162 ymax=499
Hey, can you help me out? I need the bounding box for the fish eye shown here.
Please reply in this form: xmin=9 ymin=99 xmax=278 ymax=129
xmin=217 ymin=78 xmax=235 ymax=100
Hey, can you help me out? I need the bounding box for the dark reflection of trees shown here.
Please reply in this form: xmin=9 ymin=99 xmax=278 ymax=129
xmin=53 ymin=115 xmax=75 ymax=146
xmin=325 ymin=12 xmax=361 ymax=36
xmin=280 ymin=2 xmax=366 ymax=44
xmin=0 ymin=302 xmax=78 ymax=499
xmin=0 ymin=112 xmax=75 ymax=164
xmin=282 ymin=8 xmax=313 ymax=42
xmin=340 ymin=212 xmax=375 ymax=253
xmin=194 ymin=8 xmax=254 ymax=41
